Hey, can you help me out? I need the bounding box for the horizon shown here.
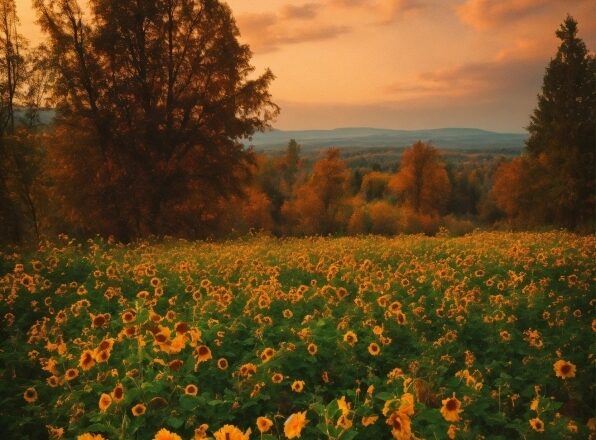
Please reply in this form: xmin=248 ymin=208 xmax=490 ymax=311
xmin=16 ymin=0 xmax=596 ymax=131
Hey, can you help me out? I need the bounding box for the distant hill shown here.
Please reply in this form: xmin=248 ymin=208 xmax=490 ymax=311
xmin=245 ymin=127 xmax=527 ymax=151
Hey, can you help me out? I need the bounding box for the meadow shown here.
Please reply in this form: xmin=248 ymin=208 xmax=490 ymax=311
xmin=0 ymin=231 xmax=594 ymax=440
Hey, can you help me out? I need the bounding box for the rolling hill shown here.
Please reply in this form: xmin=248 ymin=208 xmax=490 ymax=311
xmin=244 ymin=127 xmax=527 ymax=151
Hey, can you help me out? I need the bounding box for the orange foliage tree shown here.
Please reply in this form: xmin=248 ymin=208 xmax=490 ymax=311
xmin=282 ymin=148 xmax=352 ymax=235
xmin=388 ymin=141 xmax=451 ymax=215
xmin=35 ymin=0 xmax=278 ymax=240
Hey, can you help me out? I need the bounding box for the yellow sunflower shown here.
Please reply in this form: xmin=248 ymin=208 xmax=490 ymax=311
xmin=185 ymin=384 xmax=199 ymax=396
xmin=553 ymin=360 xmax=576 ymax=379
xmin=131 ymin=403 xmax=146 ymax=416
xmin=256 ymin=416 xmax=273 ymax=433
xmin=440 ymin=394 xmax=462 ymax=422
xmin=195 ymin=345 xmax=212 ymax=363
xmin=529 ymin=417 xmax=545 ymax=432
xmin=284 ymin=411 xmax=308 ymax=439
xmin=291 ymin=380 xmax=305 ymax=393
xmin=23 ymin=387 xmax=38 ymax=403
xmin=153 ymin=428 xmax=182 ymax=440
xmin=213 ymin=424 xmax=251 ymax=440
xmin=343 ymin=330 xmax=358 ymax=346
xmin=99 ymin=393 xmax=112 ymax=412
xmin=368 ymin=342 xmax=381 ymax=356
xmin=386 ymin=410 xmax=412 ymax=440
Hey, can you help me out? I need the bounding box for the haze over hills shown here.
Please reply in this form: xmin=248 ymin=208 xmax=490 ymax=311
xmin=246 ymin=127 xmax=527 ymax=151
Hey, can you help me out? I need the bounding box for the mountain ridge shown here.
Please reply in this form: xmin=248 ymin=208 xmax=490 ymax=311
xmin=245 ymin=127 xmax=527 ymax=151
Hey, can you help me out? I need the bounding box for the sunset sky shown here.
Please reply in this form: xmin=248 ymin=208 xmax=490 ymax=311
xmin=16 ymin=0 xmax=595 ymax=131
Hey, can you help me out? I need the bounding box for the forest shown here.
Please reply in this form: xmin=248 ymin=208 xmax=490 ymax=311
xmin=0 ymin=1 xmax=594 ymax=244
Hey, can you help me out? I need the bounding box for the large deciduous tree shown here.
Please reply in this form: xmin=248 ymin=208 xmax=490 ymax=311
xmin=282 ymin=148 xmax=352 ymax=235
xmin=494 ymin=16 xmax=595 ymax=229
xmin=35 ymin=0 xmax=279 ymax=240
xmin=388 ymin=141 xmax=451 ymax=215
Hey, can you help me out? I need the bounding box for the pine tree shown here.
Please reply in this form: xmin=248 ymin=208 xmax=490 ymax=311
xmin=526 ymin=15 xmax=595 ymax=228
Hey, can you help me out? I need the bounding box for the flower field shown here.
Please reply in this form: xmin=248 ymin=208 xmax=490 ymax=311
xmin=0 ymin=232 xmax=594 ymax=439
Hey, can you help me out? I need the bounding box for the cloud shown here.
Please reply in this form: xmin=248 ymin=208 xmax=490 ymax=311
xmin=456 ymin=0 xmax=590 ymax=31
xmin=281 ymin=3 xmax=319 ymax=20
xmin=330 ymin=0 xmax=425 ymax=24
xmin=236 ymin=11 xmax=350 ymax=53
xmin=385 ymin=55 xmax=546 ymax=100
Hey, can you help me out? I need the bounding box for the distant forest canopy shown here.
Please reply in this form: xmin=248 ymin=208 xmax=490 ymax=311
xmin=0 ymin=0 xmax=593 ymax=243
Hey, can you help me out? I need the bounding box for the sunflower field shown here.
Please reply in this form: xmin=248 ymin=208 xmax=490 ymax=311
xmin=0 ymin=232 xmax=594 ymax=440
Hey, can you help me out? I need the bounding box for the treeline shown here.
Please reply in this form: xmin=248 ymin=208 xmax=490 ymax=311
xmin=0 ymin=2 xmax=594 ymax=244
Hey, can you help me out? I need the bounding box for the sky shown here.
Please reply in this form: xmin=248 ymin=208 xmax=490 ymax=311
xmin=16 ymin=0 xmax=596 ymax=132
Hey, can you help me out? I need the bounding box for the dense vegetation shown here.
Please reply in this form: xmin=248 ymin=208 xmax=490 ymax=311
xmin=1 ymin=232 xmax=594 ymax=439
xmin=0 ymin=4 xmax=594 ymax=244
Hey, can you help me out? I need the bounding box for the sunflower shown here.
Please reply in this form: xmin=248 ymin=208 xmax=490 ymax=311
xmin=284 ymin=411 xmax=308 ymax=439
xmin=399 ymin=392 xmax=415 ymax=416
xmin=362 ymin=415 xmax=378 ymax=426
xmin=307 ymin=343 xmax=318 ymax=355
xmin=335 ymin=414 xmax=352 ymax=429
xmin=260 ymin=347 xmax=275 ymax=362
xmin=131 ymin=403 xmax=146 ymax=416
xmin=256 ymin=416 xmax=273 ymax=433
xmin=65 ymin=368 xmax=79 ymax=381
xmin=368 ymin=342 xmax=381 ymax=356
xmin=217 ymin=358 xmax=229 ymax=370
xmin=343 ymin=331 xmax=358 ymax=346
xmin=122 ymin=310 xmax=136 ymax=323
xmin=47 ymin=375 xmax=62 ymax=387
xmin=153 ymin=428 xmax=182 ymax=440
xmin=194 ymin=424 xmax=209 ymax=440
xmin=95 ymin=349 xmax=110 ymax=363
xmin=79 ymin=349 xmax=96 ymax=371
xmin=90 ymin=313 xmax=110 ymax=328
xmin=291 ymin=380 xmax=305 ymax=393
xmin=213 ymin=424 xmax=251 ymax=440
xmin=77 ymin=434 xmax=106 ymax=440
xmin=195 ymin=345 xmax=212 ymax=363
xmin=553 ymin=360 xmax=576 ymax=379
xmin=440 ymin=394 xmax=462 ymax=422
xmin=112 ymin=383 xmax=124 ymax=402
xmin=99 ymin=393 xmax=112 ymax=412
xmin=386 ymin=410 xmax=412 ymax=440
xmin=23 ymin=387 xmax=37 ymax=403
xmin=272 ymin=373 xmax=284 ymax=383
xmin=185 ymin=384 xmax=199 ymax=396
xmin=529 ymin=417 xmax=545 ymax=432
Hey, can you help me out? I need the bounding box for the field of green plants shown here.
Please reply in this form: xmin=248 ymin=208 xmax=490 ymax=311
xmin=0 ymin=232 xmax=594 ymax=440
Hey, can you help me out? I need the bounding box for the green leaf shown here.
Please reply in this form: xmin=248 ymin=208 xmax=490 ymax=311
xmin=167 ymin=416 xmax=184 ymax=429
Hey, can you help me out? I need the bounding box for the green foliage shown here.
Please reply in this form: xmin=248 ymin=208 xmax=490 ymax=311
xmin=0 ymin=232 xmax=593 ymax=439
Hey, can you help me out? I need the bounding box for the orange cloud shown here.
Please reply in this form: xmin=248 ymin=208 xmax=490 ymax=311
xmin=281 ymin=3 xmax=319 ymax=20
xmin=330 ymin=0 xmax=425 ymax=23
xmin=457 ymin=0 xmax=589 ymax=30
xmin=385 ymin=54 xmax=545 ymax=101
xmin=236 ymin=10 xmax=350 ymax=53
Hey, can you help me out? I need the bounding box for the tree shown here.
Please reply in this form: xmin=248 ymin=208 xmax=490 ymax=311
xmin=388 ymin=141 xmax=451 ymax=215
xmin=35 ymin=0 xmax=279 ymax=240
xmin=0 ymin=0 xmax=38 ymax=243
xmin=522 ymin=15 xmax=595 ymax=228
xmin=282 ymin=148 xmax=352 ymax=234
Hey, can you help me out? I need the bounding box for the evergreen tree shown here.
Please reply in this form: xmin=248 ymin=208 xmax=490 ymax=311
xmin=526 ymin=15 xmax=595 ymax=228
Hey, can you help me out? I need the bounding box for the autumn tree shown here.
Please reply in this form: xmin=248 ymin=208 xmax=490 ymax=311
xmin=388 ymin=141 xmax=451 ymax=215
xmin=35 ymin=0 xmax=278 ymax=240
xmin=360 ymin=171 xmax=390 ymax=201
xmin=282 ymin=148 xmax=352 ymax=235
xmin=0 ymin=0 xmax=41 ymax=243
xmin=494 ymin=16 xmax=595 ymax=229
